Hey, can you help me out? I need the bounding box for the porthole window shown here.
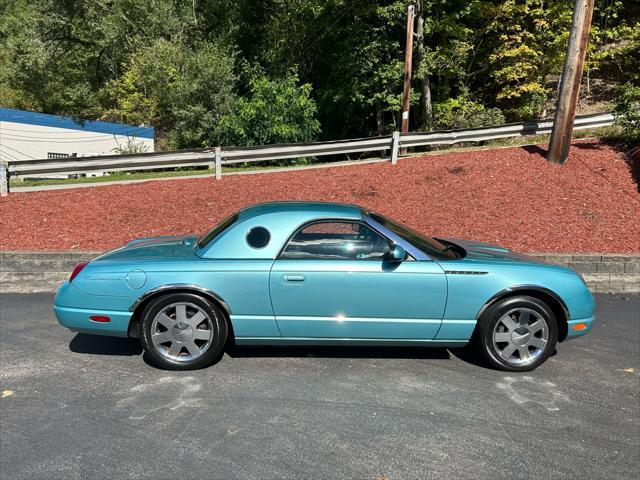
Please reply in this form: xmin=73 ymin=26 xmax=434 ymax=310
xmin=246 ymin=227 xmax=271 ymax=249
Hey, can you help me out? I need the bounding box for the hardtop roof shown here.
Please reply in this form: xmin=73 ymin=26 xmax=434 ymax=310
xmin=237 ymin=201 xmax=362 ymax=221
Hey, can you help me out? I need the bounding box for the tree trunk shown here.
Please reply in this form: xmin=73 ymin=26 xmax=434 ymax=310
xmin=422 ymin=73 xmax=433 ymax=124
xmin=415 ymin=1 xmax=432 ymax=128
xmin=376 ymin=101 xmax=384 ymax=135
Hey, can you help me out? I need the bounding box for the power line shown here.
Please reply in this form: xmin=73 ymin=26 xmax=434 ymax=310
xmin=0 ymin=150 xmax=21 ymax=162
xmin=299 ymin=0 xmax=361 ymax=56
xmin=1 ymin=130 xmax=151 ymax=141
xmin=0 ymin=125 xmax=150 ymax=137
xmin=1 ymin=134 xmax=148 ymax=143
xmin=267 ymin=0 xmax=362 ymax=73
xmin=0 ymin=144 xmax=35 ymax=159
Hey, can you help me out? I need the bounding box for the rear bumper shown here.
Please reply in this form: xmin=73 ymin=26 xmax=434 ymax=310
xmin=54 ymin=281 xmax=132 ymax=337
xmin=54 ymin=305 xmax=132 ymax=337
xmin=565 ymin=315 xmax=596 ymax=340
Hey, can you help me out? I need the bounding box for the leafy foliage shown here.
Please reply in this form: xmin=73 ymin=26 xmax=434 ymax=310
xmin=103 ymin=39 xmax=236 ymax=149
xmin=614 ymin=84 xmax=640 ymax=142
xmin=431 ymin=96 xmax=505 ymax=130
xmin=478 ymin=0 xmax=573 ymax=119
xmin=607 ymin=7 xmax=640 ymax=146
xmin=216 ymin=71 xmax=321 ymax=146
xmin=0 ymin=0 xmax=637 ymax=149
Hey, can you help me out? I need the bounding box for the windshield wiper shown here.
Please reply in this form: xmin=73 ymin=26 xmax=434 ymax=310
xmin=441 ymin=245 xmax=457 ymax=255
xmin=438 ymin=241 xmax=464 ymax=258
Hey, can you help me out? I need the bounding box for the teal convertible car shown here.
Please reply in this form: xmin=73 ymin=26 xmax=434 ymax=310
xmin=54 ymin=201 xmax=595 ymax=371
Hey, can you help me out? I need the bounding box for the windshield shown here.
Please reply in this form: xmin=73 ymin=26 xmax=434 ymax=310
xmin=197 ymin=213 xmax=238 ymax=249
xmin=367 ymin=212 xmax=460 ymax=259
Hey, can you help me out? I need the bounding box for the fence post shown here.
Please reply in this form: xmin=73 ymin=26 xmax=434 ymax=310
xmin=215 ymin=146 xmax=222 ymax=180
xmin=0 ymin=162 xmax=8 ymax=197
xmin=390 ymin=131 xmax=400 ymax=165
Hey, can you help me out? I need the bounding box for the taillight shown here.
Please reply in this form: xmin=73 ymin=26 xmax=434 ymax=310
xmin=69 ymin=262 xmax=88 ymax=282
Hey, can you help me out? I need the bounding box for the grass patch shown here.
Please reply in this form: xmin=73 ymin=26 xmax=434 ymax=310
xmin=10 ymin=164 xmax=292 ymax=188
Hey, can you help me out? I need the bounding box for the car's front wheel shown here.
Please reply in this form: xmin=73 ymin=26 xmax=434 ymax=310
xmin=139 ymin=293 xmax=227 ymax=370
xmin=475 ymin=295 xmax=558 ymax=372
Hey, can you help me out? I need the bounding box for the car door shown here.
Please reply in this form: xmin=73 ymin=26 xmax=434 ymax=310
xmin=269 ymin=220 xmax=447 ymax=340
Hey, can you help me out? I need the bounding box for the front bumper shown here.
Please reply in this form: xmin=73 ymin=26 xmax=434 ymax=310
xmin=565 ymin=315 xmax=596 ymax=340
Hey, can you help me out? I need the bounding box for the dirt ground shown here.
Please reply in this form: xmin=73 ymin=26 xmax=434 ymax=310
xmin=1 ymin=140 xmax=638 ymax=252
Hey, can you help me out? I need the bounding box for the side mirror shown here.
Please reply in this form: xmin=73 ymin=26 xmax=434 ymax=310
xmin=388 ymin=244 xmax=406 ymax=262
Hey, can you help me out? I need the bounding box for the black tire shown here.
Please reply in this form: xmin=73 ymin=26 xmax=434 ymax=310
xmin=474 ymin=295 xmax=558 ymax=372
xmin=139 ymin=293 xmax=228 ymax=370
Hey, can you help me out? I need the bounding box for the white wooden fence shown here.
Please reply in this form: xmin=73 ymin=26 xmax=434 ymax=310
xmin=0 ymin=111 xmax=615 ymax=196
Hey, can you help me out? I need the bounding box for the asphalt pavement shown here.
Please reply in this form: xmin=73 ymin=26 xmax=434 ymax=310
xmin=0 ymin=293 xmax=638 ymax=480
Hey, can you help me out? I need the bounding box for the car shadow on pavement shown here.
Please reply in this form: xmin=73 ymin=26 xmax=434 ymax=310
xmin=66 ymin=334 xmax=494 ymax=368
xmin=448 ymin=346 xmax=493 ymax=369
xmin=69 ymin=333 xmax=143 ymax=356
xmin=449 ymin=345 xmax=560 ymax=370
xmin=225 ymin=344 xmax=452 ymax=360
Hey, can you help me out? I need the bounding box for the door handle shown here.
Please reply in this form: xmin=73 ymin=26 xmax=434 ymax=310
xmin=282 ymin=273 xmax=306 ymax=283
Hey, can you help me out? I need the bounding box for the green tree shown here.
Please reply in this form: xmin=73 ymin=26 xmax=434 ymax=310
xmin=414 ymin=0 xmax=475 ymax=127
xmin=1 ymin=0 xmax=638 ymax=147
xmin=474 ymin=0 xmax=573 ymax=120
xmin=103 ymin=39 xmax=236 ymax=149
xmin=216 ymin=71 xmax=320 ymax=146
xmin=610 ymin=22 xmax=640 ymax=144
xmin=246 ymin=1 xmax=410 ymax=137
xmin=0 ymin=0 xmax=202 ymax=116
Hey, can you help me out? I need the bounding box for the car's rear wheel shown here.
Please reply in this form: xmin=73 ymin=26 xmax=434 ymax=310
xmin=139 ymin=293 xmax=227 ymax=370
xmin=475 ymin=295 xmax=558 ymax=372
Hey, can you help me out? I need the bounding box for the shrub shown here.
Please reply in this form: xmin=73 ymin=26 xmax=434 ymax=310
xmin=215 ymin=71 xmax=321 ymax=147
xmin=112 ymin=137 xmax=149 ymax=154
xmin=614 ymin=83 xmax=640 ymax=144
xmin=430 ymin=97 xmax=505 ymax=130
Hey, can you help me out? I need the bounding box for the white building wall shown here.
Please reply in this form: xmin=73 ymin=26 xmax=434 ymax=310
xmin=0 ymin=121 xmax=154 ymax=161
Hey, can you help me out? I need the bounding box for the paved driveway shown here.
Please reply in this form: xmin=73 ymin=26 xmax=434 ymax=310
xmin=0 ymin=293 xmax=638 ymax=479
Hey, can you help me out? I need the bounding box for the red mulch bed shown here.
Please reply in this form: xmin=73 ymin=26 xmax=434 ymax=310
xmin=1 ymin=140 xmax=639 ymax=253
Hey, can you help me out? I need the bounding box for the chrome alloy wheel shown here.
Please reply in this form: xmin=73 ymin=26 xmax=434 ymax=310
xmin=150 ymin=302 xmax=214 ymax=362
xmin=492 ymin=307 xmax=549 ymax=366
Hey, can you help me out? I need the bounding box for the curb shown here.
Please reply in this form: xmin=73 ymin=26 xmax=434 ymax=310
xmin=529 ymin=253 xmax=640 ymax=293
xmin=0 ymin=251 xmax=99 ymax=293
xmin=1 ymin=251 xmax=638 ymax=294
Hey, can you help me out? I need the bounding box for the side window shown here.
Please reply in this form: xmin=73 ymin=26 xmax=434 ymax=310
xmin=280 ymin=221 xmax=391 ymax=260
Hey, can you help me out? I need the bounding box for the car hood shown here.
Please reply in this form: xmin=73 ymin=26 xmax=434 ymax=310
xmin=94 ymin=234 xmax=198 ymax=262
xmin=439 ymin=237 xmax=546 ymax=264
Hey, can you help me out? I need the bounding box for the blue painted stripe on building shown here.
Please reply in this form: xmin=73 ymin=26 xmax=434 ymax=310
xmin=0 ymin=108 xmax=154 ymax=139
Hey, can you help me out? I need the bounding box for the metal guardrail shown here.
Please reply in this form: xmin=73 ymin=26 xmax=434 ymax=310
xmin=0 ymin=111 xmax=616 ymax=196
xmin=399 ymin=111 xmax=614 ymax=148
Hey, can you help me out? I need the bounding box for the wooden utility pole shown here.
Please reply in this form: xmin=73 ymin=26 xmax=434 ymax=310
xmin=547 ymin=0 xmax=595 ymax=164
xmin=401 ymin=4 xmax=415 ymax=134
